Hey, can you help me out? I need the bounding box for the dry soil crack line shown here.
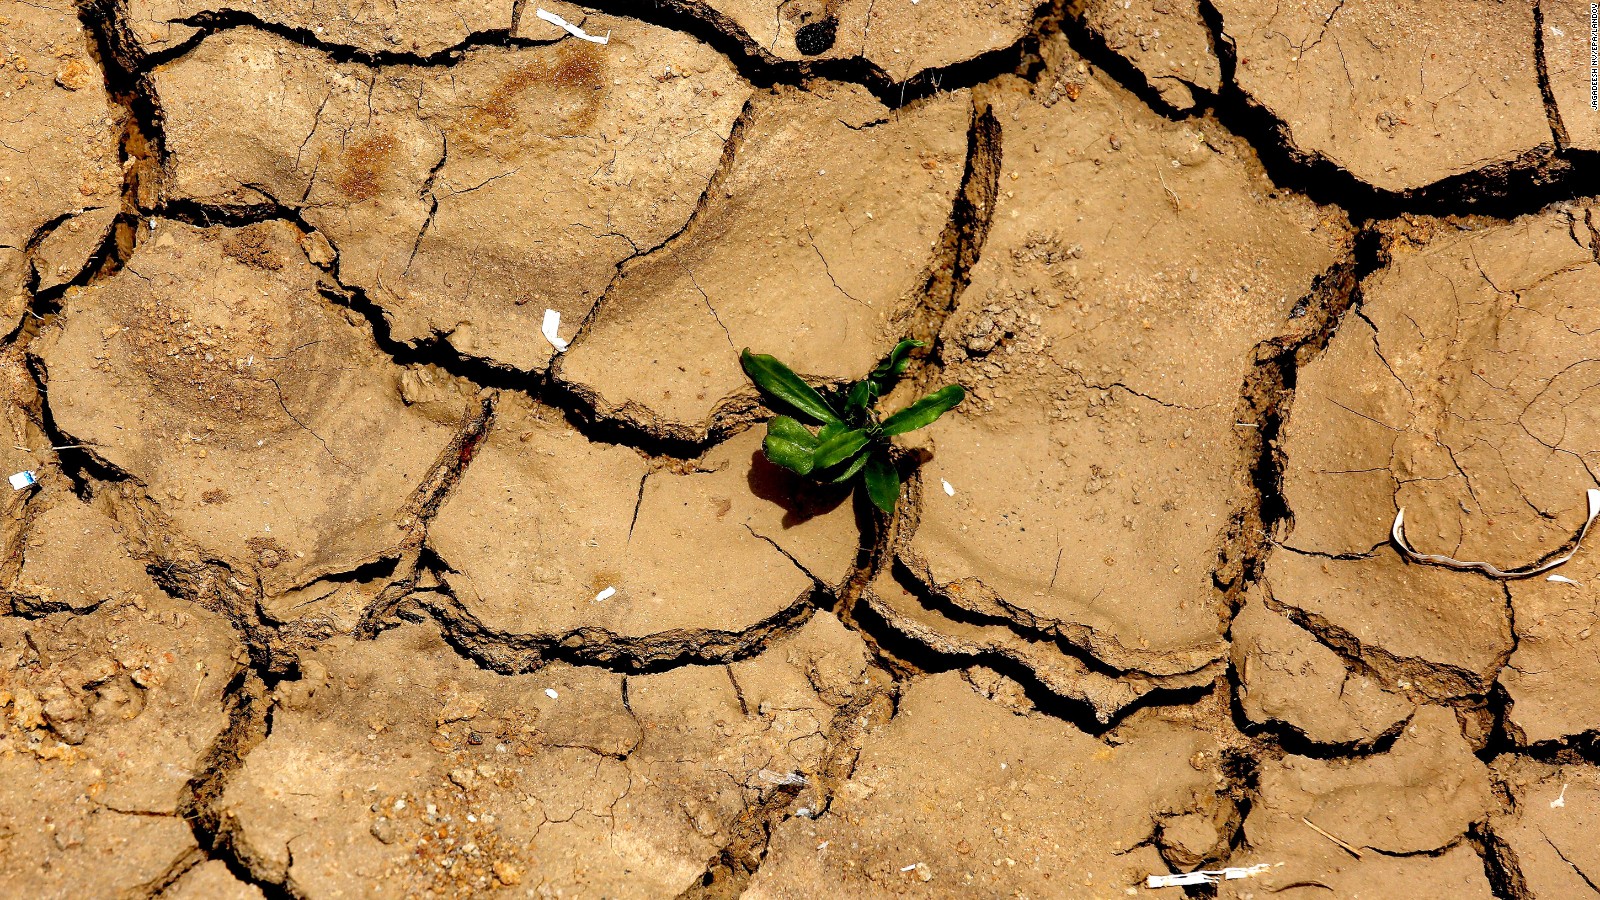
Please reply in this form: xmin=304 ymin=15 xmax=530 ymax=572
xmin=1533 ymin=2 xmax=1571 ymax=147
xmin=145 ymin=9 xmax=566 ymax=69
xmin=404 ymin=136 xmax=450 ymax=276
xmin=804 ymin=224 xmax=869 ymax=307
xmin=687 ymin=269 xmax=735 ymax=350
xmin=1541 ymin=828 xmax=1600 ymax=894
xmin=564 ymin=0 xmax=1053 ymax=111
xmin=626 ymin=470 xmax=649 ymax=543
xmin=902 ymin=100 xmax=1001 ymax=361
xmin=266 ymin=376 xmax=352 ymax=471
xmin=546 ymin=97 xmax=754 ymax=386
xmin=743 ymin=522 xmax=822 ymax=584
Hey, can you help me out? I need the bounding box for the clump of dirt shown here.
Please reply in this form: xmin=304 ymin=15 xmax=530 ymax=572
xmin=3 ymin=0 xmax=1596 ymax=896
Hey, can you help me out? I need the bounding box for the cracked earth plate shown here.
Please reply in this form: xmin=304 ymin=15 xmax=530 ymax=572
xmin=896 ymin=38 xmax=1350 ymax=680
xmin=428 ymin=395 xmax=862 ymax=655
xmin=220 ymin=612 xmax=872 ymax=895
xmin=1219 ymin=706 xmax=1494 ymax=897
xmin=1278 ymin=208 xmax=1600 ymax=714
xmin=1487 ymin=757 xmax=1600 ymax=898
xmin=748 ymin=670 xmax=1231 ymax=896
xmin=34 ymin=220 xmax=464 ymax=596
xmin=1210 ymin=0 xmax=1549 ymax=192
xmin=155 ymin=22 xmax=749 ymax=374
xmin=0 ymin=587 xmax=242 ymax=896
xmin=1231 ymin=590 xmax=1413 ymax=748
xmin=557 ymin=82 xmax=969 ymax=443
xmin=1075 ymin=0 xmax=1221 ymax=111
xmin=0 ymin=0 xmax=124 ymax=321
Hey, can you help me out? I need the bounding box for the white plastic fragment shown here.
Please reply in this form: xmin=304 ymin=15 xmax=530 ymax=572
xmin=1392 ymin=488 xmax=1600 ymax=579
xmin=1548 ymin=574 xmax=1581 ymax=586
xmin=535 ymin=8 xmax=610 ymax=44
xmin=900 ymin=863 xmax=919 ymax=872
xmin=544 ymin=688 xmax=559 ymax=700
xmin=942 ymin=478 xmax=955 ymax=496
xmin=1552 ymin=783 xmax=1568 ymax=808
xmin=8 ymin=470 xmax=36 ymax=491
xmin=1146 ymin=864 xmax=1276 ymax=889
xmin=757 ymin=769 xmax=809 ymax=787
xmin=594 ymin=586 xmax=617 ymax=602
xmin=542 ymin=308 xmax=569 ymax=352
xmin=1146 ymin=871 xmax=1212 ymax=888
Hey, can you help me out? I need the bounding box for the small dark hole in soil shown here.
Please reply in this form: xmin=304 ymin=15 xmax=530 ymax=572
xmin=795 ymin=18 xmax=838 ymax=55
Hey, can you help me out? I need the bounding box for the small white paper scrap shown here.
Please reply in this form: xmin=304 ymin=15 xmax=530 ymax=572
xmin=942 ymin=479 xmax=955 ymax=496
xmin=535 ymin=8 xmax=610 ymax=44
xmin=1146 ymin=864 xmax=1275 ymax=889
xmin=594 ymin=586 xmax=617 ymax=602
xmin=1549 ymin=574 xmax=1582 ymax=586
xmin=544 ymin=688 xmax=559 ymax=700
xmin=8 ymin=470 xmax=36 ymax=491
xmin=542 ymin=308 xmax=569 ymax=352
xmin=1392 ymin=488 xmax=1600 ymax=579
xmin=1552 ymin=783 xmax=1569 ymax=808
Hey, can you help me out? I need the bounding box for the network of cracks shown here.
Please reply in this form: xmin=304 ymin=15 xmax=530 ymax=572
xmin=2 ymin=0 xmax=1600 ymax=896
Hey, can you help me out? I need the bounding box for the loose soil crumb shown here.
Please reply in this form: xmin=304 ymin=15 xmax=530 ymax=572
xmin=0 ymin=587 xmax=242 ymax=896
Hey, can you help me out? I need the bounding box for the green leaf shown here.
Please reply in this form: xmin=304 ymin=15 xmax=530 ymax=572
xmin=869 ymin=339 xmax=924 ymax=387
xmin=863 ymin=453 xmax=900 ymax=513
xmin=766 ymin=415 xmax=819 ymax=449
xmin=817 ymin=421 xmax=847 ymax=443
xmin=761 ymin=415 xmax=818 ymax=475
xmin=826 ymin=450 xmax=870 ymax=483
xmin=814 ymin=428 xmax=869 ymax=470
xmin=881 ymin=384 xmax=966 ymax=435
xmin=844 ymin=380 xmax=877 ymax=421
xmin=740 ymin=350 xmax=842 ymax=426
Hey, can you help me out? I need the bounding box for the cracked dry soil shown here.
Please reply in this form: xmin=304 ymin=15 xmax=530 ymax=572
xmin=6 ymin=0 xmax=1600 ymax=897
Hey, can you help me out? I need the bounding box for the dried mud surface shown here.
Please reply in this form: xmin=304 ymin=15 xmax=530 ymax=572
xmin=4 ymin=0 xmax=1600 ymax=897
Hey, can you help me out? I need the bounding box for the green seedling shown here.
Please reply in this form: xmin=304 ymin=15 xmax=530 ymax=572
xmin=740 ymin=339 xmax=965 ymax=514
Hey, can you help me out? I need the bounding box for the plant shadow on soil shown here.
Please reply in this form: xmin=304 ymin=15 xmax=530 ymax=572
xmin=744 ymin=447 xmax=856 ymax=528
